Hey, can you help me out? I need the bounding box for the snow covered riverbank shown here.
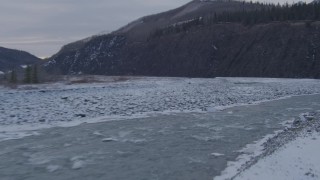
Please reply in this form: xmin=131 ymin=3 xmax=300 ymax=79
xmin=235 ymin=132 xmax=320 ymax=180
xmin=234 ymin=114 xmax=320 ymax=180
xmin=215 ymin=110 xmax=320 ymax=180
xmin=1 ymin=77 xmax=320 ymax=141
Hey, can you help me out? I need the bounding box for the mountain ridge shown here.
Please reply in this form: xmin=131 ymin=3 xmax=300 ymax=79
xmin=45 ymin=0 xmax=320 ymax=78
xmin=0 ymin=46 xmax=41 ymax=72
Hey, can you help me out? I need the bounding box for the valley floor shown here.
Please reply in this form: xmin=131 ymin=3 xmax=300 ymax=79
xmin=1 ymin=77 xmax=320 ymax=179
xmin=1 ymin=77 xmax=320 ymax=141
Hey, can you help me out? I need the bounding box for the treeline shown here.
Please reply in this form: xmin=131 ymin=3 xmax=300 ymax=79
xmin=208 ymin=2 xmax=320 ymax=25
xmin=151 ymin=1 xmax=320 ymax=38
xmin=2 ymin=65 xmax=39 ymax=84
xmin=23 ymin=65 xmax=39 ymax=84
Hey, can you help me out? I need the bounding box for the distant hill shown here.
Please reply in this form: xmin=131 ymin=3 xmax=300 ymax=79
xmin=45 ymin=0 xmax=320 ymax=78
xmin=0 ymin=47 xmax=41 ymax=72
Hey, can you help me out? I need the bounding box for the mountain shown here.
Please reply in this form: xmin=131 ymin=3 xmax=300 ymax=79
xmin=0 ymin=47 xmax=41 ymax=72
xmin=45 ymin=0 xmax=320 ymax=78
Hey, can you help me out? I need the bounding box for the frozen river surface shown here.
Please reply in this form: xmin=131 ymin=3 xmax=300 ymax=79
xmin=1 ymin=93 xmax=320 ymax=180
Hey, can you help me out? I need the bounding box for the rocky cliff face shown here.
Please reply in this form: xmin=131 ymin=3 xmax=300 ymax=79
xmin=0 ymin=47 xmax=41 ymax=72
xmin=45 ymin=0 xmax=320 ymax=78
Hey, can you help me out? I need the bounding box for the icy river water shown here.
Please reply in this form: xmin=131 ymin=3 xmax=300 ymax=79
xmin=1 ymin=94 xmax=320 ymax=180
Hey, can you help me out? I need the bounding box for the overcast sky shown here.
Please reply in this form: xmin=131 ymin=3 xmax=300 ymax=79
xmin=0 ymin=0 xmax=312 ymax=58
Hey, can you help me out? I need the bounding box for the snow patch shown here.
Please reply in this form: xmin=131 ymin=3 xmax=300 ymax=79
xmin=211 ymin=153 xmax=225 ymax=157
xmin=70 ymin=156 xmax=86 ymax=170
xmin=47 ymin=165 xmax=60 ymax=173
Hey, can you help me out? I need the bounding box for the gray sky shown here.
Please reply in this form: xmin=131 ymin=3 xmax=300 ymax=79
xmin=0 ymin=0 xmax=312 ymax=58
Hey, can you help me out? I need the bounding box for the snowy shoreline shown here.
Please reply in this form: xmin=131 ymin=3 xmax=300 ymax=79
xmin=232 ymin=112 xmax=320 ymax=180
xmin=215 ymin=111 xmax=320 ymax=180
